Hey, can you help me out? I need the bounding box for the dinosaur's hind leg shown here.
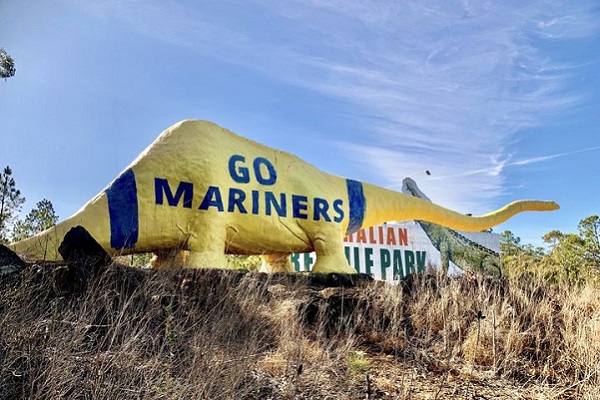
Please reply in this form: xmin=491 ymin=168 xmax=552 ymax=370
xmin=184 ymin=218 xmax=229 ymax=269
xmin=185 ymin=247 xmax=228 ymax=269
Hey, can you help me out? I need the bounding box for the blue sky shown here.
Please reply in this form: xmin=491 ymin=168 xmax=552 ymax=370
xmin=1 ymin=0 xmax=599 ymax=246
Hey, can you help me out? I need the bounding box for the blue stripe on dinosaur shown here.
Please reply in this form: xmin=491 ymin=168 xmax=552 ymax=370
xmin=106 ymin=168 xmax=139 ymax=249
xmin=346 ymin=179 xmax=365 ymax=236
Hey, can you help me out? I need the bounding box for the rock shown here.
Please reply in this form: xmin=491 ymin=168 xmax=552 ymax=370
xmin=58 ymin=226 xmax=112 ymax=289
xmin=0 ymin=244 xmax=26 ymax=275
xmin=58 ymin=226 xmax=112 ymax=268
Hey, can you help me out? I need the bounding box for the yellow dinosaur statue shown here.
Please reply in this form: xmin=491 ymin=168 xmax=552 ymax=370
xmin=10 ymin=120 xmax=559 ymax=274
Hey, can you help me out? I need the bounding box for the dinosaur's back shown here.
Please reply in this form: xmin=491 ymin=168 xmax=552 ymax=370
xmin=126 ymin=120 xmax=348 ymax=255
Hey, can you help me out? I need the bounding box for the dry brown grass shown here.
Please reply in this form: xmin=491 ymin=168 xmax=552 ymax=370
xmin=1 ymin=264 xmax=599 ymax=399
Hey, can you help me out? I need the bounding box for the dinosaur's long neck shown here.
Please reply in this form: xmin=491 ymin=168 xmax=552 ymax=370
xmin=353 ymin=182 xmax=558 ymax=233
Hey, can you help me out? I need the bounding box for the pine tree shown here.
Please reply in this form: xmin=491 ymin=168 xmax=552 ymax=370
xmin=12 ymin=199 xmax=59 ymax=242
xmin=0 ymin=47 xmax=16 ymax=80
xmin=0 ymin=166 xmax=25 ymax=244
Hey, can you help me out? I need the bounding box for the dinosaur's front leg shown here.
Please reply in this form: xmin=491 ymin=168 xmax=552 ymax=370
xmin=310 ymin=231 xmax=356 ymax=274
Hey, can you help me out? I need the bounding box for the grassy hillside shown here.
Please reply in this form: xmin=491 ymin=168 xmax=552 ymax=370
xmin=1 ymin=263 xmax=599 ymax=399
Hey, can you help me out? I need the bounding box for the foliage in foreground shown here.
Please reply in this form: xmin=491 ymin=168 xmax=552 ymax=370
xmin=1 ymin=265 xmax=599 ymax=399
xmin=501 ymin=215 xmax=600 ymax=285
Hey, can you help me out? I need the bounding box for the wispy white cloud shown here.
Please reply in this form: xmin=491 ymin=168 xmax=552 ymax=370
xmin=511 ymin=146 xmax=600 ymax=166
xmin=420 ymin=146 xmax=600 ymax=186
xmin=74 ymin=0 xmax=599 ymax=212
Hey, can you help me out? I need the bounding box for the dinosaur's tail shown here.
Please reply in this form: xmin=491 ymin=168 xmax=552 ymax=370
xmin=10 ymin=216 xmax=83 ymax=262
xmin=9 ymin=192 xmax=113 ymax=262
